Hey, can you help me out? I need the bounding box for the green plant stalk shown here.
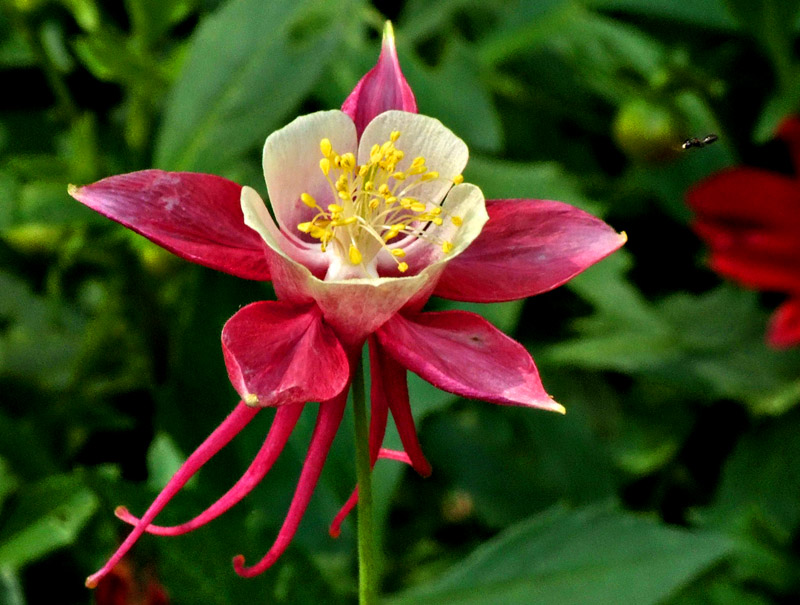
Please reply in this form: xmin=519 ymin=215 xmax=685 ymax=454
xmin=352 ymin=350 xmax=378 ymax=604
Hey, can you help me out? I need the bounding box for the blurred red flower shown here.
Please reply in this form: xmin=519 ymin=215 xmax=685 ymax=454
xmin=687 ymin=117 xmax=800 ymax=348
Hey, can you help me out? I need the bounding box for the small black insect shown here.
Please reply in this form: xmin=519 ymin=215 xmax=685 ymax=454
xmin=682 ymin=134 xmax=719 ymax=150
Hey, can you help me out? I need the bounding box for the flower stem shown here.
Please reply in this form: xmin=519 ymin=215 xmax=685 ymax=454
xmin=352 ymin=349 xmax=378 ymax=604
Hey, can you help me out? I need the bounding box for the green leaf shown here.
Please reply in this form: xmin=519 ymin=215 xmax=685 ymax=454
xmin=0 ymin=474 xmax=98 ymax=570
xmin=702 ymin=409 xmax=800 ymax=540
xmin=147 ymin=432 xmax=195 ymax=492
xmin=583 ymin=0 xmax=737 ymax=30
xmin=125 ymin=0 xmax=195 ymax=43
xmin=465 ymin=158 xmax=601 ymax=214
xmin=0 ymin=567 xmax=26 ymax=605
xmin=154 ymin=0 xmax=360 ymax=173
xmin=389 ymin=504 xmax=732 ymax=604
xmin=399 ymin=39 xmax=503 ymax=153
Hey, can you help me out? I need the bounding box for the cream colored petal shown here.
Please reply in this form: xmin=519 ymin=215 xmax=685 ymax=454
xmin=358 ymin=110 xmax=468 ymax=207
xmin=262 ymin=110 xmax=357 ymax=235
xmin=241 ymin=186 xmax=329 ymax=278
xmin=377 ymin=183 xmax=488 ymax=275
xmin=243 ymin=186 xmax=442 ymax=346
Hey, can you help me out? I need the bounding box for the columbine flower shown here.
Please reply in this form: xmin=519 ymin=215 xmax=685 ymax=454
xmin=72 ymin=22 xmax=625 ymax=586
xmin=687 ymin=117 xmax=800 ymax=348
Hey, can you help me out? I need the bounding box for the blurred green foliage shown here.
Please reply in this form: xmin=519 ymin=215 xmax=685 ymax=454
xmin=2 ymin=0 xmax=800 ymax=603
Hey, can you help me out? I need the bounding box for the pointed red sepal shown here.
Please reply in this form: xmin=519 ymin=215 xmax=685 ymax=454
xmin=85 ymin=402 xmax=260 ymax=589
xmin=222 ymin=301 xmax=350 ymax=407
xmin=378 ymin=311 xmax=565 ymax=412
xmin=435 ymin=199 xmax=626 ymax=303
xmin=341 ymin=21 xmax=417 ymax=138
xmin=69 ymin=170 xmax=271 ymax=281
xmin=114 ymin=403 xmax=306 ymax=536
xmin=232 ymin=390 xmax=349 ymax=577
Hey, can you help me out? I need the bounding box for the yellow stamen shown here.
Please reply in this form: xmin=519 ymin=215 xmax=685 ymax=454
xmin=349 ymin=244 xmax=362 ymax=265
xmin=320 ymin=138 xmax=332 ymax=157
xmin=320 ymin=158 xmax=330 ymax=176
xmin=397 ymin=262 xmax=408 ymax=273
xmin=451 ymin=216 xmax=463 ymax=226
xmin=301 ymin=193 xmax=317 ymax=208
xmin=453 ymin=174 xmax=464 ymax=185
xmin=442 ymin=241 xmax=454 ymax=254
xmin=391 ymin=248 xmax=406 ymax=258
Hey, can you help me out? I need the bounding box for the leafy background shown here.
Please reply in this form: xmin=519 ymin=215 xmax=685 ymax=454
xmin=2 ymin=0 xmax=800 ymax=603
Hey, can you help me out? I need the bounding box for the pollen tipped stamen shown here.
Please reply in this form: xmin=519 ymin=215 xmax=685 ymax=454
xmin=297 ymin=130 xmax=462 ymax=274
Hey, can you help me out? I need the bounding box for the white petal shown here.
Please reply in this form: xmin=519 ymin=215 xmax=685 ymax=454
xmin=377 ymin=183 xmax=488 ymax=275
xmin=241 ymin=186 xmax=329 ymax=277
xmin=242 ymin=185 xmax=442 ymax=345
xmin=263 ymin=110 xmax=357 ymax=235
xmin=358 ymin=111 xmax=468 ymax=207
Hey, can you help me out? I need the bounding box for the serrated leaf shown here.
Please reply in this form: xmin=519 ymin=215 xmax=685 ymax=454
xmin=389 ymin=504 xmax=733 ymax=605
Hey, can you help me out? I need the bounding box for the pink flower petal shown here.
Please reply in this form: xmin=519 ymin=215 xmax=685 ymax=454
xmin=69 ymin=170 xmax=270 ymax=280
xmin=114 ymin=402 xmax=305 ymax=536
xmin=233 ymin=390 xmax=349 ymax=577
xmin=222 ymin=301 xmax=350 ymax=406
xmin=369 ymin=336 xmax=431 ymax=476
xmin=768 ymin=298 xmax=800 ymax=348
xmin=329 ymin=448 xmax=412 ymax=538
xmin=377 ymin=310 xmax=564 ymax=412
xmin=434 ymin=199 xmax=626 ymax=302
xmin=85 ymin=402 xmax=260 ymax=589
xmin=341 ymin=22 xmax=417 ymax=138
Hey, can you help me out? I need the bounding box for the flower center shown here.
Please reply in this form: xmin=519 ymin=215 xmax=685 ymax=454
xmin=298 ymin=131 xmax=463 ymax=277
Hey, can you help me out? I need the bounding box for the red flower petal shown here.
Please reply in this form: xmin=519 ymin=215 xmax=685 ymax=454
xmin=70 ymin=170 xmax=271 ymax=280
xmin=233 ymin=390 xmax=348 ymax=577
xmin=768 ymin=298 xmax=800 ymax=348
xmin=341 ymin=22 xmax=417 ymax=138
xmin=434 ymin=199 xmax=626 ymax=302
xmin=222 ymin=301 xmax=350 ymax=406
xmin=688 ymin=168 xmax=800 ymax=229
xmin=688 ymin=168 xmax=800 ymax=292
xmin=86 ymin=402 xmax=260 ymax=589
xmin=377 ymin=310 xmax=563 ymax=411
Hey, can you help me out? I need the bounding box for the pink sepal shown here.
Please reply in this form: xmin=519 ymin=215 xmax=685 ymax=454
xmin=85 ymin=402 xmax=260 ymax=588
xmin=222 ymin=301 xmax=350 ymax=406
xmin=435 ymin=199 xmax=626 ymax=302
xmin=377 ymin=311 xmax=564 ymax=412
xmin=69 ymin=170 xmax=271 ymax=280
xmin=114 ymin=403 xmax=305 ymax=535
xmin=233 ymin=390 xmax=349 ymax=577
xmin=341 ymin=23 xmax=417 ymax=138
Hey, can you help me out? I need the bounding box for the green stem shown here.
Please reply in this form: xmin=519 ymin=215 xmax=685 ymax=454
xmin=352 ymin=349 xmax=378 ymax=604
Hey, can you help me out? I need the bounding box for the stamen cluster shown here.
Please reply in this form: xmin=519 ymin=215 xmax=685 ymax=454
xmin=298 ymin=131 xmax=463 ymax=274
